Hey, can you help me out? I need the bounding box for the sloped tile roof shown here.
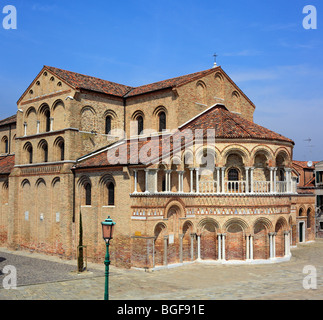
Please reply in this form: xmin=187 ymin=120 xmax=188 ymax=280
xmin=45 ymin=66 xmax=239 ymax=100
xmin=0 ymin=155 xmax=15 ymax=174
xmin=45 ymin=66 xmax=133 ymax=97
xmin=292 ymin=160 xmax=319 ymax=170
xmin=75 ymin=104 xmax=294 ymax=169
xmin=181 ymin=104 xmax=294 ymax=143
xmin=124 ymin=68 xmax=216 ymax=97
xmin=0 ymin=114 xmax=16 ymax=127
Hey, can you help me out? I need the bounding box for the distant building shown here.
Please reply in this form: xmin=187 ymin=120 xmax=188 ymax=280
xmin=315 ymin=161 xmax=323 ymax=237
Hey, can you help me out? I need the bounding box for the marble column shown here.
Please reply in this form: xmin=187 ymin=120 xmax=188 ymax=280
xmin=269 ymin=167 xmax=274 ymax=193
xmin=222 ymin=233 xmax=226 ymax=261
xmin=178 ymin=171 xmax=184 ymax=193
xmin=24 ymin=122 xmax=27 ymax=136
xmin=190 ymin=233 xmax=195 ymax=261
xmin=218 ymin=234 xmax=222 ymax=261
xmin=273 ymin=168 xmax=277 ymax=193
xmin=190 ymin=168 xmax=194 ymax=193
xmin=197 ymin=234 xmax=201 ymax=260
xmin=144 ymin=169 xmax=149 ymax=193
xmin=250 ymin=235 xmax=254 ymax=260
xmin=221 ymin=167 xmax=226 ymax=193
xmin=163 ymin=236 xmax=168 ymax=266
xmin=246 ymin=235 xmax=250 ymax=260
xmin=179 ymin=234 xmax=184 ymax=263
xmin=245 ymin=167 xmax=250 ymax=193
xmin=250 ymin=167 xmax=254 ymax=193
xmin=133 ymin=170 xmax=138 ymax=193
xmin=269 ymin=233 xmax=273 ymax=258
xmin=195 ymin=168 xmax=200 ymax=194
xmin=216 ymin=167 xmax=220 ymax=194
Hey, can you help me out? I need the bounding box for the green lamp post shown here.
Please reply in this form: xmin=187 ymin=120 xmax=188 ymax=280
xmin=101 ymin=216 xmax=116 ymax=301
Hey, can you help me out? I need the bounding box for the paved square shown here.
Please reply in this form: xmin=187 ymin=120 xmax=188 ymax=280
xmin=0 ymin=240 xmax=323 ymax=300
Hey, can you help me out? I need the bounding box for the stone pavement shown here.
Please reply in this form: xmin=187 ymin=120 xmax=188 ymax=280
xmin=0 ymin=240 xmax=323 ymax=300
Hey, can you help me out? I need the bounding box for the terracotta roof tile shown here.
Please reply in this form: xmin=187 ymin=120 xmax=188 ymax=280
xmin=45 ymin=66 xmax=220 ymax=98
xmin=75 ymin=104 xmax=294 ymax=169
xmin=0 ymin=155 xmax=15 ymax=174
xmin=292 ymin=160 xmax=319 ymax=170
xmin=0 ymin=114 xmax=16 ymax=127
xmin=125 ymin=68 xmax=216 ymax=97
xmin=45 ymin=66 xmax=133 ymax=97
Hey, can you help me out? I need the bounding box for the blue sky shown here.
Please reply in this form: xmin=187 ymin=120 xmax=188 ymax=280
xmin=0 ymin=0 xmax=322 ymax=161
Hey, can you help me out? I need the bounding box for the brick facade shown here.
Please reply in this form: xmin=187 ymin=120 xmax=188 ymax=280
xmin=0 ymin=65 xmax=316 ymax=269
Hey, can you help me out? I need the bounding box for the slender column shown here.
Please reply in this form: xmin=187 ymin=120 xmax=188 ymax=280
xmin=178 ymin=171 xmax=184 ymax=193
xmin=269 ymin=167 xmax=274 ymax=193
xmin=144 ymin=169 xmax=149 ymax=193
xmin=269 ymin=233 xmax=273 ymax=258
xmin=153 ymin=169 xmax=158 ymax=193
xmin=190 ymin=233 xmax=195 ymax=261
xmin=218 ymin=234 xmax=222 ymax=261
xmin=36 ymin=120 xmax=40 ymax=134
xmin=273 ymin=168 xmax=277 ymax=193
xmin=246 ymin=235 xmax=250 ymax=260
xmin=222 ymin=233 xmax=226 ymax=261
xmin=133 ymin=170 xmax=138 ymax=193
xmin=216 ymin=167 xmax=220 ymax=194
xmin=179 ymin=234 xmax=184 ymax=263
xmin=195 ymin=168 xmax=200 ymax=194
xmin=245 ymin=167 xmax=250 ymax=193
xmin=272 ymin=232 xmax=276 ymax=258
xmin=250 ymin=167 xmax=254 ymax=193
xmin=190 ymin=168 xmax=194 ymax=193
xmin=163 ymin=236 xmax=168 ymax=266
xmin=50 ymin=117 xmax=54 ymax=132
xmin=284 ymin=231 xmax=288 ymax=257
xmin=221 ymin=167 xmax=226 ymax=193
xmin=24 ymin=122 xmax=27 ymax=136
xmin=250 ymin=235 xmax=254 ymax=260
xmin=165 ymin=170 xmax=171 ymax=192
xmin=197 ymin=234 xmax=201 ymax=260
xmin=285 ymin=168 xmax=292 ymax=193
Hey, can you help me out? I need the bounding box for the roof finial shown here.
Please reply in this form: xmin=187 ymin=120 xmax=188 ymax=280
xmin=213 ymin=53 xmax=218 ymax=68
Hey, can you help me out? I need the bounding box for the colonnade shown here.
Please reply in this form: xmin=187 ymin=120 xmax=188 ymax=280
xmin=133 ymin=167 xmax=294 ymax=194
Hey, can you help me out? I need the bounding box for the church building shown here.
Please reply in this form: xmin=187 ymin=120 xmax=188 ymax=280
xmin=0 ymin=64 xmax=315 ymax=269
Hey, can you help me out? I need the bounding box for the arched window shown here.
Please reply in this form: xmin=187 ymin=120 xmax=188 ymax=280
xmin=137 ymin=116 xmax=144 ymax=135
xmin=228 ymin=168 xmax=239 ymax=191
xmin=228 ymin=168 xmax=239 ymax=181
xmin=28 ymin=146 xmax=33 ymax=164
xmin=54 ymin=137 xmax=65 ymax=162
xmin=59 ymin=141 xmax=65 ymax=161
xmin=45 ymin=109 xmax=51 ymax=132
xmin=85 ymin=183 xmax=91 ymax=205
xmin=105 ymin=116 xmax=112 ymax=135
xmin=39 ymin=141 xmax=49 ymax=163
xmin=108 ymin=182 xmax=115 ymax=206
xmin=24 ymin=142 xmax=33 ymax=164
xmin=2 ymin=137 xmax=8 ymax=154
xmin=159 ymin=111 xmax=166 ymax=132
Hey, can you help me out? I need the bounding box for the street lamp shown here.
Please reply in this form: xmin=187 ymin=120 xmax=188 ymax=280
xmin=101 ymin=216 xmax=116 ymax=301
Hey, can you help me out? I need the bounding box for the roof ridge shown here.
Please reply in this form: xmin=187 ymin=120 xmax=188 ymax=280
xmin=45 ymin=65 xmax=133 ymax=89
